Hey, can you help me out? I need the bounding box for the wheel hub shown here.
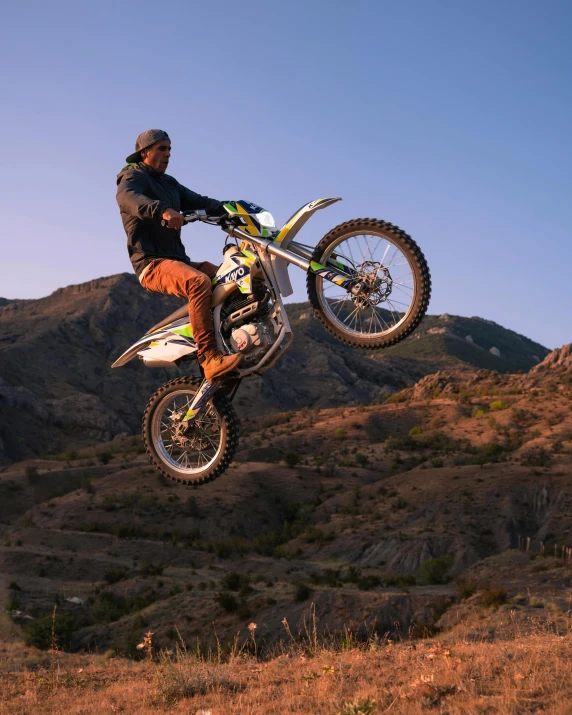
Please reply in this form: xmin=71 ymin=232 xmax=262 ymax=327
xmin=353 ymin=261 xmax=393 ymax=309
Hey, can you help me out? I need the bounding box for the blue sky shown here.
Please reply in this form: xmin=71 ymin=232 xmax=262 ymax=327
xmin=1 ymin=0 xmax=570 ymax=348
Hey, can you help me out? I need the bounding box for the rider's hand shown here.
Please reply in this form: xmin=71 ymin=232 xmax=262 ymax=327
xmin=162 ymin=208 xmax=184 ymax=229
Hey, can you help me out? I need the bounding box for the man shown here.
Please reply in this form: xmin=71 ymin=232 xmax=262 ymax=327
xmin=116 ymin=129 xmax=242 ymax=381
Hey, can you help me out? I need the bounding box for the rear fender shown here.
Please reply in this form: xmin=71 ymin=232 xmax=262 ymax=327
xmin=111 ymin=321 xmax=196 ymax=368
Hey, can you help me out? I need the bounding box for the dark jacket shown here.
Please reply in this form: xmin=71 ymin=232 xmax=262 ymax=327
xmin=116 ymin=162 xmax=224 ymax=277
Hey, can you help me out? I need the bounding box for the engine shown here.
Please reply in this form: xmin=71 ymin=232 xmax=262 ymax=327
xmin=220 ymin=281 xmax=277 ymax=365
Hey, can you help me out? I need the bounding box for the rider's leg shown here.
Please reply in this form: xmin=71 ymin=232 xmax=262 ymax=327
xmin=140 ymin=259 xmax=242 ymax=379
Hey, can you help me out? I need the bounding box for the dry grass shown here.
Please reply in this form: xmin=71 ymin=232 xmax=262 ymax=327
xmin=2 ymin=617 xmax=572 ymax=714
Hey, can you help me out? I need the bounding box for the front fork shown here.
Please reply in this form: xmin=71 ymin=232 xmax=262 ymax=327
xmin=182 ymin=375 xmax=242 ymax=423
xmin=182 ymin=378 xmax=221 ymax=423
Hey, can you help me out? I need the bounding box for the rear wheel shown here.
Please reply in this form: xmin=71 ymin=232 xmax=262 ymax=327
xmin=306 ymin=218 xmax=431 ymax=349
xmin=143 ymin=376 xmax=239 ymax=486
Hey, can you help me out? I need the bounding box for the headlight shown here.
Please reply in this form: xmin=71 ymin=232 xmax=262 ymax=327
xmin=254 ymin=211 xmax=275 ymax=228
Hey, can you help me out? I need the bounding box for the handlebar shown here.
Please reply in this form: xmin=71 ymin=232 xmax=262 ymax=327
xmin=161 ymin=210 xmax=230 ymax=228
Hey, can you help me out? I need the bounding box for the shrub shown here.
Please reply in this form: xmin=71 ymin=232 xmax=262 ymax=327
xmin=302 ymin=526 xmax=334 ymax=544
xmin=98 ymin=451 xmax=112 ymax=465
xmin=409 ymin=426 xmax=423 ymax=436
xmin=366 ymin=415 xmax=386 ymax=442
xmin=472 ymin=406 xmax=487 ymax=418
xmin=521 ymin=447 xmax=552 ymax=467
xmin=24 ymin=613 xmax=77 ymax=650
xmin=284 ymin=452 xmax=300 ymax=468
xmin=104 ymin=568 xmax=129 ymax=584
xmin=474 ymin=441 xmax=504 ymax=465
xmin=384 ymin=391 xmax=409 ymax=404
xmin=385 ymin=574 xmax=416 ymax=588
xmin=184 ymin=496 xmax=200 ymax=517
xmin=25 ymin=465 xmax=39 ymax=481
xmin=310 ymin=569 xmax=341 ymax=587
xmin=420 ymin=556 xmax=452 ymax=585
xmin=91 ymin=592 xmax=131 ymax=623
xmin=456 ymin=578 xmax=477 ymax=600
xmin=430 ymin=457 xmax=444 ymax=468
xmin=217 ymin=592 xmax=239 ymax=612
xmin=60 ymin=450 xmax=79 ymax=461
xmin=6 ymin=594 xmax=21 ymax=612
xmin=141 ymin=562 xmax=164 ymax=576
xmin=294 ymin=583 xmax=312 ymax=602
xmin=357 ymin=574 xmax=381 ymax=590
xmin=355 ymin=453 xmax=369 ymax=466
xmin=339 ymin=697 xmax=377 ymax=715
xmin=392 ymin=496 xmax=407 ymax=509
xmin=334 ymin=427 xmax=346 ymax=439
xmin=481 ymin=585 xmax=508 ymax=608
xmin=220 ymin=571 xmax=250 ymax=592
xmin=490 ymin=400 xmax=509 ymax=412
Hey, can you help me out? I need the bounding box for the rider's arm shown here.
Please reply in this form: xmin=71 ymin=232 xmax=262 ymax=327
xmin=178 ymin=184 xmax=225 ymax=215
xmin=116 ymin=173 xmax=169 ymax=220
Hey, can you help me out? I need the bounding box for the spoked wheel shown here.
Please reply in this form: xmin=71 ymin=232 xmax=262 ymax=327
xmin=307 ymin=218 xmax=431 ymax=349
xmin=143 ymin=376 xmax=239 ymax=486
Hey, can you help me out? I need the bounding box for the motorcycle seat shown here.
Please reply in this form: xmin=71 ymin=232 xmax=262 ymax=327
xmin=147 ymin=304 xmax=188 ymax=335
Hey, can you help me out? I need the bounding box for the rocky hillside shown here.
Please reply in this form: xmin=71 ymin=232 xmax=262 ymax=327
xmin=0 ymin=344 xmax=570 ymax=658
xmin=379 ymin=312 xmax=550 ymax=372
xmin=0 ymin=274 xmax=549 ymax=462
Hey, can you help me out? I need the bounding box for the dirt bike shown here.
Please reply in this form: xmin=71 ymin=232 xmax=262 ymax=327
xmin=111 ymin=198 xmax=431 ymax=485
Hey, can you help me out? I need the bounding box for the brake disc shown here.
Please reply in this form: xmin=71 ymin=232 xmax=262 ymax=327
xmin=353 ymin=261 xmax=393 ymax=309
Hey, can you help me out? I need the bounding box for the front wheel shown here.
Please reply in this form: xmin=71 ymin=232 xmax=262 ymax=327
xmin=142 ymin=376 xmax=240 ymax=486
xmin=306 ymin=218 xmax=431 ymax=349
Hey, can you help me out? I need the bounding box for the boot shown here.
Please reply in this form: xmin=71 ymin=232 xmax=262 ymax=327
xmin=199 ymin=349 xmax=243 ymax=381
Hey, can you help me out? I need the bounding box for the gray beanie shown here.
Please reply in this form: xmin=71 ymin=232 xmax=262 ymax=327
xmin=126 ymin=129 xmax=170 ymax=163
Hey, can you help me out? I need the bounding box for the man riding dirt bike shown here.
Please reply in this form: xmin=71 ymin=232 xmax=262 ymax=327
xmin=114 ymin=129 xmax=431 ymax=486
xmin=117 ymin=128 xmax=243 ymax=381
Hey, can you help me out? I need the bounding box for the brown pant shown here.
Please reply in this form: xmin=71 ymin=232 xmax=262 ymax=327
xmin=140 ymin=258 xmax=219 ymax=356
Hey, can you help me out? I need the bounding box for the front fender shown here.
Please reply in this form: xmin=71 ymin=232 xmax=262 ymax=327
xmin=271 ymin=198 xmax=341 ymax=297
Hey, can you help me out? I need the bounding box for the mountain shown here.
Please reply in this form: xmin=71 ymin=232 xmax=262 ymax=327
xmin=0 ymin=273 xmax=550 ymax=462
xmin=0 ymin=344 xmax=570 ymax=659
xmin=379 ymin=312 xmax=550 ymax=373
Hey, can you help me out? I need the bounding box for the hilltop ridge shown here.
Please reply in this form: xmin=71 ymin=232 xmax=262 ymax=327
xmin=0 ymin=273 xmax=550 ymax=462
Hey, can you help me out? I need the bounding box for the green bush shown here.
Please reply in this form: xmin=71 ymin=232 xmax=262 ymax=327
xmin=355 ymin=453 xmax=369 ymax=466
xmin=60 ymin=450 xmax=79 ymax=461
xmin=420 ymin=556 xmax=452 ymax=585
xmin=6 ymin=594 xmax=21 ymax=612
xmin=334 ymin=427 xmax=346 ymax=439
xmin=471 ymin=406 xmax=487 ymax=418
xmin=490 ymin=400 xmax=509 ymax=412
xmin=409 ymin=426 xmax=423 ymax=436
xmin=98 ymin=452 xmax=112 ymax=465
xmin=24 ymin=613 xmax=77 ymax=651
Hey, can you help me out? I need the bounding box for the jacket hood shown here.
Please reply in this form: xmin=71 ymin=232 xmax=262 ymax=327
xmin=116 ymin=162 xmax=143 ymax=185
xmin=116 ymin=162 xmax=169 ymax=185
